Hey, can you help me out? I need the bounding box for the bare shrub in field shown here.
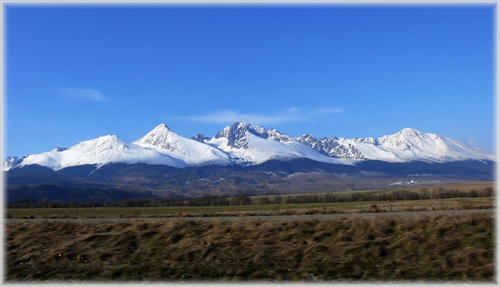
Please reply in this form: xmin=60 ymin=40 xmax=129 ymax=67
xmin=5 ymin=213 xmax=494 ymax=282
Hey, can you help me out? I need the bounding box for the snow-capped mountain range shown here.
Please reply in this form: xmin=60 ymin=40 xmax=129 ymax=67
xmin=297 ymin=127 xmax=495 ymax=163
xmin=207 ymin=122 xmax=351 ymax=165
xmin=2 ymin=123 xmax=495 ymax=171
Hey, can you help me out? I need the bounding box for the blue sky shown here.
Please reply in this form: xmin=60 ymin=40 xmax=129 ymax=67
xmin=3 ymin=3 xmax=497 ymax=157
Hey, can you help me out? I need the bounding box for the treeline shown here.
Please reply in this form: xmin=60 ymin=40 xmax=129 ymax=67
xmin=7 ymin=194 xmax=254 ymax=209
xmin=285 ymin=187 xmax=494 ymax=204
xmin=7 ymin=187 xmax=494 ymax=209
xmin=7 ymin=199 xmax=100 ymax=209
xmin=109 ymin=194 xmax=253 ymax=208
xmin=6 ymin=184 xmax=156 ymax=209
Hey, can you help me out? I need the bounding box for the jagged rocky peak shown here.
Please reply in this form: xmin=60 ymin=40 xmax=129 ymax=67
xmin=3 ymin=124 xmax=496 ymax=172
xmin=264 ymin=128 xmax=295 ymax=143
xmin=400 ymin=127 xmax=425 ymax=136
xmin=215 ymin=122 xmax=253 ymax=148
xmin=215 ymin=122 xmax=246 ymax=136
xmin=354 ymin=137 xmax=379 ymax=145
xmin=297 ymin=134 xmax=368 ymax=159
xmin=53 ymin=147 xmax=68 ymax=152
xmin=215 ymin=122 xmax=295 ymax=148
xmin=298 ymin=133 xmax=317 ymax=141
xmin=2 ymin=156 xmax=22 ymax=171
xmin=191 ymin=134 xmax=209 ymax=143
xmin=297 ymin=134 xmax=323 ymax=152
xmin=134 ymin=123 xmax=177 ymax=150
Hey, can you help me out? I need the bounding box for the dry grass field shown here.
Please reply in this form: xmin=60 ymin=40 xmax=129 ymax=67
xmin=6 ymin=181 xmax=494 ymax=219
xmin=5 ymin=196 xmax=495 ymax=219
xmin=5 ymin=213 xmax=495 ymax=282
xmin=5 ymin=182 xmax=497 ymax=282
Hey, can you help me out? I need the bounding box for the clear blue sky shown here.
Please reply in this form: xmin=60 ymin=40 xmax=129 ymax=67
xmin=3 ymin=3 xmax=497 ymax=157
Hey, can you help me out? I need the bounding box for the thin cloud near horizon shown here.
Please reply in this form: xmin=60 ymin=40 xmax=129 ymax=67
xmin=171 ymin=107 xmax=346 ymax=126
xmin=58 ymin=87 xmax=109 ymax=102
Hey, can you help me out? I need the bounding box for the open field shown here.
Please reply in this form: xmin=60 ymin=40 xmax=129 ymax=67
xmin=5 ymin=182 xmax=496 ymax=282
xmin=250 ymin=181 xmax=495 ymax=201
xmin=6 ymin=182 xmax=496 ymax=219
xmin=5 ymin=197 xmax=495 ymax=219
xmin=5 ymin=213 xmax=495 ymax=282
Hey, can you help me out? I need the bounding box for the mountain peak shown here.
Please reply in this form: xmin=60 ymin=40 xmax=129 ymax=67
xmin=192 ymin=134 xmax=209 ymax=143
xmin=152 ymin=123 xmax=171 ymax=132
xmin=229 ymin=122 xmax=254 ymax=135
xmin=134 ymin=123 xmax=177 ymax=151
xmin=133 ymin=123 xmax=232 ymax=166
xmin=3 ymin=123 xmax=495 ymax=172
xmin=214 ymin=122 xmax=296 ymax=149
xmin=399 ymin=128 xmax=424 ymax=137
xmin=233 ymin=121 xmax=250 ymax=127
xmin=214 ymin=122 xmax=254 ymax=148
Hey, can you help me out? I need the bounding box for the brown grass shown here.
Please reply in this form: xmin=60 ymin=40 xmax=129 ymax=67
xmin=5 ymin=213 xmax=495 ymax=282
xmin=6 ymin=197 xmax=495 ymax=219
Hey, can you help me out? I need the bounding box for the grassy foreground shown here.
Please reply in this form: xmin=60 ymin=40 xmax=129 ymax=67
xmin=5 ymin=213 xmax=495 ymax=282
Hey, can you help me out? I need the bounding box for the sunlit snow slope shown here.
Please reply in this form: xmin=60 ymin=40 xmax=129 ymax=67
xmin=298 ymin=128 xmax=495 ymax=163
xmin=207 ymin=122 xmax=356 ymax=165
xmin=133 ymin=124 xmax=232 ymax=166
xmin=17 ymin=135 xmax=186 ymax=171
xmin=3 ymin=124 xmax=495 ymax=171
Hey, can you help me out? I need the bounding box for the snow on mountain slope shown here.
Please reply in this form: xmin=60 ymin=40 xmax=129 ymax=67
xmin=375 ymin=128 xmax=495 ymax=162
xmin=133 ymin=124 xmax=232 ymax=166
xmin=2 ymin=156 xmax=22 ymax=171
xmin=298 ymin=128 xmax=495 ymax=163
xmin=17 ymin=135 xmax=187 ymax=171
xmin=3 ymin=124 xmax=495 ymax=171
xmin=297 ymin=134 xmax=366 ymax=159
xmin=208 ymin=122 xmax=354 ymax=165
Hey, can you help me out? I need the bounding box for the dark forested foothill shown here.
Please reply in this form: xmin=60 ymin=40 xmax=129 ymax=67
xmin=6 ymin=183 xmax=494 ymax=209
xmin=6 ymin=184 xmax=156 ymax=208
xmin=5 ymin=160 xmax=495 ymax=199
